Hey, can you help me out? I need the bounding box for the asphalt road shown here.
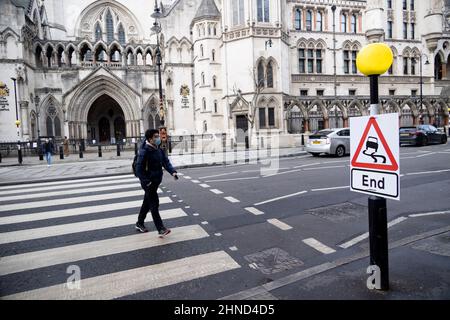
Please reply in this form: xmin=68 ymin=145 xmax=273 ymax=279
xmin=0 ymin=143 xmax=449 ymax=300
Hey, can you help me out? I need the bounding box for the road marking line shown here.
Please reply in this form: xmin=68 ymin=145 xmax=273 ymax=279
xmin=0 ymin=191 xmax=171 ymax=213
xmin=214 ymin=233 xmax=222 ymax=236
xmin=210 ymin=189 xmax=224 ymax=194
xmin=201 ymin=221 xmax=209 ymax=225
xmin=321 ymin=160 xmax=349 ymax=164
xmin=0 ymin=175 xmax=135 ymax=191
xmin=262 ymin=168 xmax=303 ymax=178
xmin=409 ymin=210 xmax=450 ymax=218
xmin=303 ymin=165 xmax=346 ymax=171
xmin=0 ymin=178 xmax=139 ymax=196
xmin=311 ymin=186 xmax=349 ymax=192
xmin=0 ymin=225 xmax=210 ymax=277
xmin=191 ymin=180 xmax=200 ymax=183
xmin=177 ymin=173 xmax=184 ymax=176
xmin=293 ymin=163 xmax=321 ymax=169
xmin=183 ymin=176 xmax=192 ymax=179
xmin=224 ymin=196 xmax=240 ymax=203
xmin=229 ymin=246 xmax=238 ymax=251
xmin=199 ymin=184 xmax=210 ymax=188
xmin=205 ymin=177 xmax=259 ymax=183
xmin=2 ymin=251 xmax=240 ymax=300
xmin=302 ymin=238 xmax=336 ymax=254
xmin=0 ymin=183 xmax=145 ymax=202
xmin=267 ymin=219 xmax=293 ymax=231
xmin=415 ymin=152 xmax=436 ymax=158
xmin=241 ymin=168 xmax=289 ymax=173
xmin=254 ymin=191 xmax=307 ymax=206
xmin=0 ymin=209 xmax=187 ymax=245
xmin=199 ymin=172 xmax=238 ymax=179
xmin=244 ymin=207 xmax=265 ymax=215
xmin=0 ymin=200 xmax=143 ymax=226
xmin=339 ymin=217 xmax=407 ymax=249
xmin=406 ymin=169 xmax=450 ymax=176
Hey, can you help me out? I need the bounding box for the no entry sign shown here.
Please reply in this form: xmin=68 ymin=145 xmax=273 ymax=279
xmin=350 ymin=113 xmax=400 ymax=200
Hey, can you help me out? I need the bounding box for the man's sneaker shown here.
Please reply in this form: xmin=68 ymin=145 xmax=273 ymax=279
xmin=158 ymin=228 xmax=171 ymax=238
xmin=135 ymin=223 xmax=148 ymax=233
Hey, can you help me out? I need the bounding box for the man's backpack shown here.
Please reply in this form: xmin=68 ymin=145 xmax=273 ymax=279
xmin=132 ymin=153 xmax=138 ymax=177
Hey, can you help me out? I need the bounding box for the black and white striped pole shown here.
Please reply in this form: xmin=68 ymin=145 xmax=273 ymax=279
xmin=356 ymin=43 xmax=394 ymax=291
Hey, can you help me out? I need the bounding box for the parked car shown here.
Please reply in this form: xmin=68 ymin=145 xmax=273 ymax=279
xmin=306 ymin=128 xmax=350 ymax=157
xmin=399 ymin=125 xmax=447 ymax=146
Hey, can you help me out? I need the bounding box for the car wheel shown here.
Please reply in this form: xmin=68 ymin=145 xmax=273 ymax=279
xmin=441 ymin=136 xmax=448 ymax=144
xmin=335 ymin=145 xmax=345 ymax=157
xmin=311 ymin=153 xmax=320 ymax=157
xmin=421 ymin=137 xmax=428 ymax=146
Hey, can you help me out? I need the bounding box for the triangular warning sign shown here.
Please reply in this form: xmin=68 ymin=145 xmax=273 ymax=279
xmin=351 ymin=117 xmax=399 ymax=171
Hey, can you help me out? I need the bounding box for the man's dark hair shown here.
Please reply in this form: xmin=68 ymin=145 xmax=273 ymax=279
xmin=145 ymin=129 xmax=159 ymax=141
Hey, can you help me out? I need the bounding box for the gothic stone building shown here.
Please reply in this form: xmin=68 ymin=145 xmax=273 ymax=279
xmin=0 ymin=0 xmax=449 ymax=146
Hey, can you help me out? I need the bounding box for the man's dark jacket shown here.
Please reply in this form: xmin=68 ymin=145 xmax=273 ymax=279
xmin=136 ymin=142 xmax=176 ymax=186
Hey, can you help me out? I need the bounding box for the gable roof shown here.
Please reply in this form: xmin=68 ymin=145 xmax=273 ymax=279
xmin=192 ymin=0 xmax=220 ymax=24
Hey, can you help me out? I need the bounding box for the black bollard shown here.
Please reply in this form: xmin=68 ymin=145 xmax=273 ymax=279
xmin=59 ymin=146 xmax=64 ymax=159
xmin=257 ymin=133 xmax=260 ymax=163
xmin=134 ymin=142 xmax=138 ymax=156
xmin=0 ymin=151 xmax=2 ymax=163
xmin=18 ymin=143 xmax=23 ymax=165
xmin=98 ymin=145 xmax=102 ymax=157
xmin=222 ymin=133 xmax=227 ymax=165
xmin=301 ymin=134 xmax=305 ymax=146
xmin=79 ymin=147 xmax=83 ymax=159
xmin=245 ymin=136 xmax=249 ymax=163
xmin=368 ymin=196 xmax=389 ymax=290
xmin=116 ymin=143 xmax=120 ymax=156
xmin=234 ymin=142 xmax=238 ymax=164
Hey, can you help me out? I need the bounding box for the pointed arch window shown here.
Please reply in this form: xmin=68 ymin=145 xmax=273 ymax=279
xmin=106 ymin=10 xmax=114 ymax=43
xmin=213 ymin=76 xmax=217 ymax=88
xmin=306 ymin=10 xmax=312 ymax=31
xmin=266 ymin=61 xmax=273 ymax=88
xmin=341 ymin=13 xmax=347 ymax=32
xmin=212 ymin=49 xmax=216 ymax=61
xmin=202 ymin=98 xmax=206 ymax=111
xmin=316 ymin=12 xmax=323 ymax=31
xmin=257 ymin=61 xmax=265 ymax=87
xmin=232 ymin=0 xmax=245 ymax=26
xmin=200 ymin=44 xmax=204 ymax=57
xmin=294 ymin=8 xmax=302 ymax=30
xmin=351 ymin=14 xmax=357 ymax=33
xmin=118 ymin=24 xmax=126 ymax=45
xmin=257 ymin=0 xmax=270 ymax=23
xmin=95 ymin=23 xmax=102 ymax=41
xmin=201 ymin=72 xmax=205 ymax=85
xmin=214 ymin=100 xmax=218 ymax=113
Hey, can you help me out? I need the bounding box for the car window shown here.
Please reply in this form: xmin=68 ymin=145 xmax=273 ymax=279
xmin=343 ymin=129 xmax=350 ymax=136
xmin=428 ymin=125 xmax=437 ymax=132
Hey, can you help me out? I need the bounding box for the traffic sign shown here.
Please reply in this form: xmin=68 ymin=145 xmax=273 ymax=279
xmin=350 ymin=113 xmax=400 ymax=200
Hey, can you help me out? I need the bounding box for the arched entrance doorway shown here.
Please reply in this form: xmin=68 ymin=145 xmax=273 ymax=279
xmin=87 ymin=94 xmax=126 ymax=144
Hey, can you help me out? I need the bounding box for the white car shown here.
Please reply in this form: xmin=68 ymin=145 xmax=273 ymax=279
xmin=306 ymin=128 xmax=350 ymax=157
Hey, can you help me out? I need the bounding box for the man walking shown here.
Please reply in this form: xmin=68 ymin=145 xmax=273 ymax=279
xmin=135 ymin=129 xmax=178 ymax=236
xmin=42 ymin=138 xmax=53 ymax=167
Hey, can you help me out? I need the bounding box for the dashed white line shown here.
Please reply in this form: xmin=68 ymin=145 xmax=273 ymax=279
xmin=415 ymin=152 xmax=436 ymax=158
xmin=224 ymin=196 xmax=240 ymax=203
xmin=303 ymin=165 xmax=346 ymax=171
xmin=191 ymin=180 xmax=200 ymax=183
xmin=199 ymin=184 xmax=211 ymax=188
xmin=409 ymin=210 xmax=450 ymax=218
xmin=302 ymin=238 xmax=336 ymax=254
xmin=199 ymin=172 xmax=238 ymax=179
xmin=244 ymin=207 xmax=265 ymax=216
xmin=311 ymin=186 xmax=349 ymax=192
xmin=267 ymin=219 xmax=293 ymax=231
xmin=210 ymin=189 xmax=224 ymax=194
xmin=183 ymin=176 xmax=192 ymax=180
xmin=205 ymin=177 xmax=259 ymax=183
xmin=293 ymin=163 xmax=321 ymax=169
xmin=229 ymin=246 xmax=238 ymax=251
xmin=406 ymin=169 xmax=450 ymax=176
xmin=254 ymin=191 xmax=307 ymax=206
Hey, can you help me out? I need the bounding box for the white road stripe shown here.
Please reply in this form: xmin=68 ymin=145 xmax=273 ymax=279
xmin=199 ymin=172 xmax=238 ymax=179
xmin=0 ymin=200 xmax=143 ymax=225
xmin=339 ymin=217 xmax=407 ymax=249
xmin=311 ymin=186 xmax=349 ymax=192
xmin=0 ymin=209 xmax=187 ymax=244
xmin=293 ymin=163 xmax=321 ymax=169
xmin=244 ymin=207 xmax=264 ymax=215
xmin=303 ymin=165 xmax=346 ymax=171
xmin=0 ymin=183 xmax=144 ymax=202
xmin=409 ymin=210 xmax=450 ymax=218
xmin=302 ymin=238 xmax=336 ymax=254
xmin=406 ymin=169 xmax=450 ymax=176
xmin=415 ymin=152 xmax=436 ymax=158
xmin=2 ymin=251 xmax=240 ymax=300
xmin=0 ymin=192 xmax=171 ymax=213
xmin=199 ymin=184 xmax=210 ymax=188
xmin=205 ymin=177 xmax=259 ymax=183
xmin=321 ymin=160 xmax=349 ymax=164
xmin=191 ymin=180 xmax=200 ymax=183
xmin=0 ymin=175 xmax=134 ymax=191
xmin=183 ymin=176 xmax=192 ymax=179
xmin=224 ymin=196 xmax=240 ymax=203
xmin=210 ymin=189 xmax=224 ymax=194
xmin=0 ymin=225 xmax=209 ymax=276
xmin=254 ymin=191 xmax=307 ymax=206
xmin=267 ymin=219 xmax=292 ymax=231
xmin=0 ymin=178 xmax=139 ymax=196
xmin=262 ymin=168 xmax=303 ymax=178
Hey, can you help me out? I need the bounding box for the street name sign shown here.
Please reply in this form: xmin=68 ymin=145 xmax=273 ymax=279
xmin=350 ymin=113 xmax=400 ymax=200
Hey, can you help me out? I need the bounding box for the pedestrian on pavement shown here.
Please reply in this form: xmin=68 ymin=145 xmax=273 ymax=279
xmin=135 ymin=129 xmax=178 ymax=236
xmin=63 ymin=136 xmax=69 ymax=157
xmin=42 ymin=138 xmax=53 ymax=167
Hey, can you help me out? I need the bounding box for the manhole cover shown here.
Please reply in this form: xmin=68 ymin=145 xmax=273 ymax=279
xmin=306 ymin=202 xmax=366 ymax=222
xmin=244 ymin=248 xmax=303 ymax=275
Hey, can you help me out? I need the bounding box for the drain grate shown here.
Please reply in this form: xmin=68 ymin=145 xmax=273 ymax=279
xmin=244 ymin=247 xmax=303 ymax=275
xmin=306 ymin=202 xmax=367 ymax=222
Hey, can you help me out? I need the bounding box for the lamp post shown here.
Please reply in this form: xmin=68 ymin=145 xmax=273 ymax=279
xmin=418 ymin=53 xmax=430 ymax=125
xmin=35 ymin=95 xmax=43 ymax=160
xmin=331 ymin=5 xmax=337 ymax=99
xmin=151 ymin=0 xmax=165 ymax=127
xmin=11 ymin=77 xmax=22 ymax=164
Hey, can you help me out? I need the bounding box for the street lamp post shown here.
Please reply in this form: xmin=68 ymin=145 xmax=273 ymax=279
xmin=418 ymin=53 xmax=430 ymax=125
xmin=151 ymin=0 xmax=164 ymax=127
xmin=331 ymin=5 xmax=337 ymax=99
xmin=35 ymin=95 xmax=43 ymax=160
xmin=11 ymin=77 xmax=22 ymax=164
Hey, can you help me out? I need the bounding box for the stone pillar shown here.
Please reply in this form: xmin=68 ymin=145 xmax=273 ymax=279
xmin=324 ymin=118 xmax=329 ymax=129
xmin=304 ymin=119 xmax=310 ymax=132
xmin=344 ymin=118 xmax=349 ymax=127
xmin=19 ymin=101 xmax=29 ymax=138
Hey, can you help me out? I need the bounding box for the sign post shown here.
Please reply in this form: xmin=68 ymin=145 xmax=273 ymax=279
xmin=352 ymin=43 xmax=396 ymax=291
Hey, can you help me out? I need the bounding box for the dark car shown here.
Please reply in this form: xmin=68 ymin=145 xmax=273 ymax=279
xmin=400 ymin=125 xmax=447 ymax=146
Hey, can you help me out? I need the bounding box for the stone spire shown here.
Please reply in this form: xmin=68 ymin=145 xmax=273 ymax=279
xmin=192 ymin=0 xmax=220 ymax=24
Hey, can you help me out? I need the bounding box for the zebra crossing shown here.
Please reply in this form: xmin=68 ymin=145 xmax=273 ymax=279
xmin=0 ymin=174 xmax=241 ymax=300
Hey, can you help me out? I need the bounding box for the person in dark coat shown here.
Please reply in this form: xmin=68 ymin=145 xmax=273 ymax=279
xmin=135 ymin=129 xmax=178 ymax=236
xmin=42 ymin=138 xmax=54 ymax=167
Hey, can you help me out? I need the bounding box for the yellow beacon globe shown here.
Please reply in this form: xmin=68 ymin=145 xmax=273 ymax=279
xmin=356 ymin=43 xmax=393 ymax=76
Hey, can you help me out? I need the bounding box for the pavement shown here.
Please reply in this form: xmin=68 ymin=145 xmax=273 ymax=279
xmin=0 ymin=143 xmax=449 ymax=300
